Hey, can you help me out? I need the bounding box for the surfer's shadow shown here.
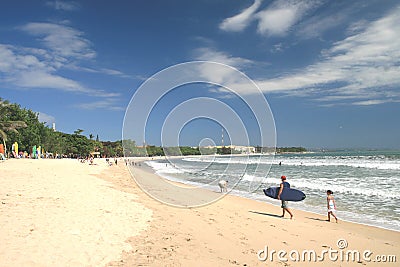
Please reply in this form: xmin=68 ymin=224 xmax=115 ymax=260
xmin=249 ymin=210 xmax=285 ymax=219
xmin=305 ymin=217 xmax=328 ymax=222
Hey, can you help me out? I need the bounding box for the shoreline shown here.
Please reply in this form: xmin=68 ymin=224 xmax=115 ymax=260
xmin=104 ymin=160 xmax=400 ymax=266
xmin=139 ymin=157 xmax=400 ymax=233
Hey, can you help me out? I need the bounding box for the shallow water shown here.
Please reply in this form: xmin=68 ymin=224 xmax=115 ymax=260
xmin=145 ymin=150 xmax=400 ymax=231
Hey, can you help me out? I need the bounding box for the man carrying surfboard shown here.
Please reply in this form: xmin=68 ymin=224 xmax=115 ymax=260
xmin=278 ymin=176 xmax=293 ymax=219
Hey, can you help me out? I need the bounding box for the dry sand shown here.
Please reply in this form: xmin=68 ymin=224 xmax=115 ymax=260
xmin=0 ymin=159 xmax=152 ymax=266
xmin=1 ymin=158 xmax=399 ymax=266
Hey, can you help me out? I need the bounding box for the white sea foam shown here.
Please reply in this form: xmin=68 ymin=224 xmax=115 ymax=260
xmin=183 ymin=155 xmax=400 ymax=170
xmin=144 ymin=161 xmax=185 ymax=174
xmin=240 ymin=174 xmax=266 ymax=183
xmin=281 ymin=159 xmax=400 ymax=170
xmin=292 ymin=179 xmax=397 ymax=199
xmin=232 ymin=174 xmax=397 ymax=200
xmin=146 ymin=151 xmax=400 ymax=231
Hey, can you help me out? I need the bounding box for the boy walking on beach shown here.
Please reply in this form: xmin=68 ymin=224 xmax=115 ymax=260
xmin=327 ymin=190 xmax=338 ymax=223
xmin=278 ymin=176 xmax=293 ymax=219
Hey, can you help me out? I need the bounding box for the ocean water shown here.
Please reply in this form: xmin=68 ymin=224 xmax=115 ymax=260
xmin=144 ymin=151 xmax=400 ymax=231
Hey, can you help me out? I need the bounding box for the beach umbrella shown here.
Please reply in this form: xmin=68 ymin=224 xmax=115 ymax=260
xmin=15 ymin=142 xmax=18 ymax=154
xmin=33 ymin=145 xmax=37 ymax=159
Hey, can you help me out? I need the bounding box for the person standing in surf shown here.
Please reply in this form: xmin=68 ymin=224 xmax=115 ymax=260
xmin=326 ymin=190 xmax=338 ymax=223
xmin=278 ymin=175 xmax=293 ymax=219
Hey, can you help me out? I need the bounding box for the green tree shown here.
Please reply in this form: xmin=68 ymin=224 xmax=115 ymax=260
xmin=0 ymin=98 xmax=28 ymax=155
xmin=146 ymin=145 xmax=164 ymax=157
xmin=74 ymin=129 xmax=84 ymax=135
xmin=0 ymin=98 xmax=103 ymax=158
xmin=101 ymin=140 xmax=124 ymax=157
xmin=122 ymin=139 xmax=146 ymax=157
xmin=41 ymin=128 xmax=66 ymax=155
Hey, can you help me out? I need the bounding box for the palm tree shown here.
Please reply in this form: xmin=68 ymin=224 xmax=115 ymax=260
xmin=0 ymin=99 xmax=27 ymax=156
xmin=74 ymin=129 xmax=84 ymax=135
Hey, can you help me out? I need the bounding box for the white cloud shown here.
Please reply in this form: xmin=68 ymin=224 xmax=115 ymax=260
xmin=352 ymin=99 xmax=389 ymax=106
xmin=0 ymin=44 xmax=119 ymax=98
xmin=38 ymin=112 xmax=56 ymax=125
xmin=46 ymin=1 xmax=79 ymax=11
xmin=297 ymin=11 xmax=346 ymax=39
xmin=0 ymin=44 xmax=52 ymax=73
xmin=270 ymin=43 xmax=284 ymax=53
xmin=219 ymin=0 xmax=323 ymax=37
xmin=256 ymin=8 xmax=400 ymax=102
xmin=0 ymin=21 xmax=130 ymax=102
xmin=192 ymin=47 xmax=255 ymax=85
xmin=15 ymin=71 xmax=119 ymax=97
xmin=256 ymin=0 xmax=322 ymax=36
xmin=256 ymin=6 xmax=297 ymax=36
xmin=75 ymin=100 xmax=125 ymax=111
xmin=207 ymin=6 xmax=400 ymax=106
xmin=20 ymin=22 xmax=95 ymax=59
xmin=219 ymin=0 xmax=262 ymax=32
xmin=193 ymin=47 xmax=253 ymax=67
xmin=99 ymin=68 xmax=133 ymax=79
xmin=64 ymin=64 xmax=133 ymax=78
xmin=345 ymin=19 xmax=369 ymax=36
xmin=294 ymin=1 xmax=368 ymax=39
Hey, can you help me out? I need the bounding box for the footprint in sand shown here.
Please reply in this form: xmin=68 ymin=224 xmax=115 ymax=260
xmin=228 ymin=259 xmax=240 ymax=265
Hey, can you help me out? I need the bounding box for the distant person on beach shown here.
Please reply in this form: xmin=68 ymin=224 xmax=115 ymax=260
xmin=327 ymin=190 xmax=338 ymax=223
xmin=278 ymin=175 xmax=293 ymax=219
xmin=218 ymin=180 xmax=228 ymax=193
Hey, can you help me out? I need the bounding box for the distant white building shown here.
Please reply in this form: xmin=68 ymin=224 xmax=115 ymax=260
xmin=52 ymin=123 xmax=56 ymax=131
xmin=201 ymin=145 xmax=256 ymax=154
xmin=227 ymin=145 xmax=256 ymax=154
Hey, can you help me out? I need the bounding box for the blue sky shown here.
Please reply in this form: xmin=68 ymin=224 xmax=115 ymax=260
xmin=1 ymin=0 xmax=399 ymax=149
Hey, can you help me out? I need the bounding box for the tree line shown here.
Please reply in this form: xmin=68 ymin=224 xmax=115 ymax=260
xmin=0 ymin=98 xmax=124 ymax=158
xmin=0 ymin=98 xmax=306 ymax=158
xmin=0 ymin=98 xmax=226 ymax=158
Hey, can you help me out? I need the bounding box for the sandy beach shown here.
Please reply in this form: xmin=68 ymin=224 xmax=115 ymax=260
xmin=0 ymin=159 xmax=152 ymax=266
xmin=1 ymin=158 xmax=399 ymax=266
